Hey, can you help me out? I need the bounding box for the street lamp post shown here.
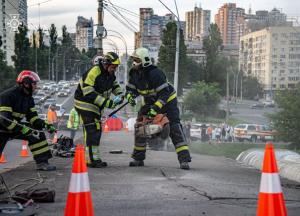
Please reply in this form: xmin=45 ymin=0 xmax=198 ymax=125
xmin=107 ymin=30 xmax=128 ymax=85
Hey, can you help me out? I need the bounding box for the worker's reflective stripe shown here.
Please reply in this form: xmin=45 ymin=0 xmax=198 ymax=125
xmin=84 ymin=66 xmax=101 ymax=86
xmin=69 ymin=173 xmax=90 ymax=193
xmin=12 ymin=112 xmax=25 ymax=118
xmin=95 ymin=119 xmax=101 ymax=130
xmin=74 ymin=100 xmax=100 ymax=115
xmin=259 ymin=173 xmax=282 ymax=193
xmin=29 ymin=140 xmax=48 ymax=150
xmin=113 ymin=86 xmax=122 ymax=95
xmin=127 ymin=83 xmax=136 ymax=90
xmin=30 ymin=108 xmax=37 ymax=112
xmin=175 ymin=142 xmax=188 ymax=148
xmin=7 ymin=120 xmax=17 ymax=130
xmin=175 ymin=145 xmax=189 ymax=153
xmin=29 ymin=116 xmax=39 ymax=124
xmin=134 ymin=146 xmax=146 ymax=151
xmin=94 ymin=95 xmax=106 ymax=107
xmin=137 ymin=89 xmax=155 ymax=95
xmin=156 ymin=83 xmax=169 ymax=92
xmin=154 ymin=100 xmax=165 ymax=109
xmin=0 ymin=106 xmax=12 ymax=112
xmin=31 ymin=146 xmax=49 ymax=156
xmin=81 ymin=84 xmax=95 ymax=96
xmin=167 ymin=92 xmax=177 ymax=103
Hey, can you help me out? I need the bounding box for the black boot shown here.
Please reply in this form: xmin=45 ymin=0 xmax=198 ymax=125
xmin=87 ymin=160 xmax=108 ymax=168
xmin=129 ymin=160 xmax=144 ymax=167
xmin=179 ymin=161 xmax=190 ymax=170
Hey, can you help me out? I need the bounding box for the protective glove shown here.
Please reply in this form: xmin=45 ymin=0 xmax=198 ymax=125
xmin=112 ymin=95 xmax=124 ymax=105
xmin=105 ymin=99 xmax=117 ymax=109
xmin=125 ymin=92 xmax=136 ymax=106
xmin=147 ymin=107 xmax=158 ymax=118
xmin=45 ymin=123 xmax=56 ymax=134
xmin=21 ymin=125 xmax=33 ymax=136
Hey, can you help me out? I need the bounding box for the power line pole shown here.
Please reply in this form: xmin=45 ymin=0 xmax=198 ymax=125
xmin=97 ymin=0 xmax=104 ymax=55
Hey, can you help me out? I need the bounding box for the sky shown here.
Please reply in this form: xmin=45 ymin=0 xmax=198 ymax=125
xmin=26 ymin=0 xmax=300 ymax=55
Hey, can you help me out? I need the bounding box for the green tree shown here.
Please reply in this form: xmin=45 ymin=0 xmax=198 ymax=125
xmin=0 ymin=49 xmax=15 ymax=91
xmin=183 ymin=81 xmax=221 ymax=117
xmin=269 ymin=85 xmax=300 ymax=149
xmin=242 ymin=76 xmax=264 ymax=99
xmin=49 ymin=24 xmax=58 ymax=56
xmin=202 ymin=24 xmax=223 ymax=83
xmin=12 ymin=24 xmax=31 ymax=73
xmin=158 ymin=22 xmax=188 ymax=95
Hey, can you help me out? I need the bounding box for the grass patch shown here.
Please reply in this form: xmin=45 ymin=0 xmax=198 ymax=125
xmin=190 ymin=141 xmax=290 ymax=159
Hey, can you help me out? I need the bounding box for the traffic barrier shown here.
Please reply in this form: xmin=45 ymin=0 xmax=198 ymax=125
xmin=257 ymin=142 xmax=287 ymax=216
xmin=20 ymin=140 xmax=29 ymax=157
xmin=65 ymin=145 xmax=94 ymax=216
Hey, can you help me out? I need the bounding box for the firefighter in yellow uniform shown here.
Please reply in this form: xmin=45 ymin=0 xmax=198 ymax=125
xmin=74 ymin=52 xmax=123 ymax=168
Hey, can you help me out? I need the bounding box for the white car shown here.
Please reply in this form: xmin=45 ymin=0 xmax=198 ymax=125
xmin=190 ymin=124 xmax=203 ymax=140
xmin=55 ymin=104 xmax=66 ymax=117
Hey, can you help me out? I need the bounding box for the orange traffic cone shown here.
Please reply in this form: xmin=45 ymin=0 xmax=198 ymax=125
xmin=0 ymin=154 xmax=7 ymax=163
xmin=257 ymin=142 xmax=287 ymax=216
xmin=103 ymin=123 xmax=109 ymax=133
xmin=124 ymin=123 xmax=129 ymax=132
xmin=52 ymin=132 xmax=58 ymax=144
xmin=20 ymin=140 xmax=29 ymax=157
xmin=65 ymin=145 xmax=94 ymax=216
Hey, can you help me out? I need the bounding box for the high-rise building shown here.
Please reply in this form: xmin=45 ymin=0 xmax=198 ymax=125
xmin=185 ymin=6 xmax=210 ymax=42
xmin=236 ymin=8 xmax=292 ymax=45
xmin=215 ymin=3 xmax=245 ymax=45
xmin=0 ymin=0 xmax=27 ymax=66
xmin=239 ymin=27 xmax=300 ymax=99
xmin=135 ymin=8 xmax=176 ymax=61
xmin=75 ymin=16 xmax=93 ymax=52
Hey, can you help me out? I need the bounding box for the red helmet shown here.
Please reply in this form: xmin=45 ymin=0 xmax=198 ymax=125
xmin=16 ymin=70 xmax=40 ymax=84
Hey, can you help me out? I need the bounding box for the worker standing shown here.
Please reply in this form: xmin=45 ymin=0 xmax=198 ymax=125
xmin=74 ymin=52 xmax=123 ymax=168
xmin=47 ymin=104 xmax=58 ymax=139
xmin=125 ymin=47 xmax=191 ymax=170
xmin=67 ymin=107 xmax=79 ymax=140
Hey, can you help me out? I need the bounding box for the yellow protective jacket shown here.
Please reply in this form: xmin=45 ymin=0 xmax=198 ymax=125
xmin=74 ymin=64 xmax=122 ymax=117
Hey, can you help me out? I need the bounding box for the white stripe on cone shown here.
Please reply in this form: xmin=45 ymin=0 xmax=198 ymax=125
xmin=68 ymin=173 xmax=90 ymax=193
xmin=259 ymin=173 xmax=282 ymax=193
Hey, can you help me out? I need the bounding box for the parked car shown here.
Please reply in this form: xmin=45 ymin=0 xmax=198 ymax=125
xmin=190 ymin=123 xmax=202 ymax=140
xmin=234 ymin=124 xmax=276 ymax=142
xmin=262 ymin=101 xmax=275 ymax=108
xmin=250 ymin=103 xmax=264 ymax=109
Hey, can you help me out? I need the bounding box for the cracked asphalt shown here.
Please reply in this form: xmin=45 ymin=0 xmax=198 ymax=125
xmin=0 ymin=131 xmax=299 ymax=216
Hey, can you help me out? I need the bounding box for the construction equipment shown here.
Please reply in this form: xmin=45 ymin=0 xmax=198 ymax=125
xmin=135 ymin=114 xmax=170 ymax=139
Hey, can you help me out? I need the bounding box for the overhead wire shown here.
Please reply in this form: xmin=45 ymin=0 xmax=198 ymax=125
xmin=104 ymin=6 xmax=137 ymax=33
xmin=105 ymin=0 xmax=139 ymax=30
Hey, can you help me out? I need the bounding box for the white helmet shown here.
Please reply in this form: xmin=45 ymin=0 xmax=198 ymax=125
xmin=131 ymin=47 xmax=152 ymax=67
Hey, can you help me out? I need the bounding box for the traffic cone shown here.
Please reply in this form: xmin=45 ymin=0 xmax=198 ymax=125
xmin=20 ymin=140 xmax=29 ymax=157
xmin=52 ymin=132 xmax=58 ymax=144
xmin=124 ymin=123 xmax=129 ymax=132
xmin=103 ymin=123 xmax=109 ymax=133
xmin=0 ymin=154 xmax=7 ymax=163
xmin=257 ymin=142 xmax=287 ymax=216
xmin=65 ymin=145 xmax=94 ymax=216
